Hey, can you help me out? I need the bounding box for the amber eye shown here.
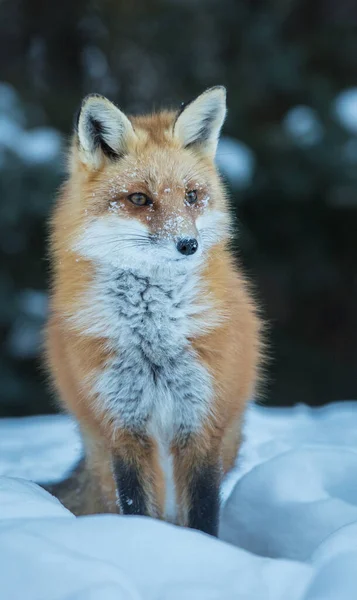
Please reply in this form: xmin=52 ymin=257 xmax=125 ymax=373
xmin=185 ymin=190 xmax=198 ymax=205
xmin=127 ymin=193 xmax=152 ymax=207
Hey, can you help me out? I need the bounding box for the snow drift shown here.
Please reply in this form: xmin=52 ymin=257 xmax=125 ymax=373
xmin=0 ymin=402 xmax=357 ymax=599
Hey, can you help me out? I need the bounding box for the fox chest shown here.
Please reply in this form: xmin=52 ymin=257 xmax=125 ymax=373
xmin=84 ymin=268 xmax=214 ymax=437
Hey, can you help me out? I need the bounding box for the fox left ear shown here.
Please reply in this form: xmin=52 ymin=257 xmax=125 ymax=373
xmin=75 ymin=94 xmax=136 ymax=169
xmin=174 ymin=86 xmax=226 ymax=157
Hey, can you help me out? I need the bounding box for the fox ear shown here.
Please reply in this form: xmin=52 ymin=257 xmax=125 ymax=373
xmin=174 ymin=86 xmax=226 ymax=157
xmin=75 ymin=94 xmax=136 ymax=169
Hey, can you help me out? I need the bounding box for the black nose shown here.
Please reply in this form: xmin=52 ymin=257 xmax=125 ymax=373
xmin=176 ymin=238 xmax=198 ymax=256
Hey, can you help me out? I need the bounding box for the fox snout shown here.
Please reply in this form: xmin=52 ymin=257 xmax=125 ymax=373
xmin=149 ymin=207 xmax=200 ymax=259
xmin=176 ymin=237 xmax=198 ymax=256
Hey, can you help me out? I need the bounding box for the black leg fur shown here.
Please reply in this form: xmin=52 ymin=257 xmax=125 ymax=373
xmin=188 ymin=463 xmax=221 ymax=536
xmin=113 ymin=457 xmax=149 ymax=516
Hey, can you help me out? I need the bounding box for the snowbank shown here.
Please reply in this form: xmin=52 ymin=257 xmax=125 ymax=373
xmin=0 ymin=402 xmax=356 ymax=599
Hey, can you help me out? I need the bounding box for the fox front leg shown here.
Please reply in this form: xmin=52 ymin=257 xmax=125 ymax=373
xmin=173 ymin=435 xmax=222 ymax=536
xmin=112 ymin=432 xmax=163 ymax=517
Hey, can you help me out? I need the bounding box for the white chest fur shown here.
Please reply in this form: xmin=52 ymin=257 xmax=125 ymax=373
xmin=82 ymin=265 xmax=214 ymax=431
xmin=73 ymin=264 xmax=216 ymax=520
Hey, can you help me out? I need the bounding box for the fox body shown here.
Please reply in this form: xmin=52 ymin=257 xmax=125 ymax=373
xmin=46 ymin=87 xmax=262 ymax=535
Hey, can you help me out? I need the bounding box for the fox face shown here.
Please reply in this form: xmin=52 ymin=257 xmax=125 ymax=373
xmin=70 ymin=87 xmax=231 ymax=270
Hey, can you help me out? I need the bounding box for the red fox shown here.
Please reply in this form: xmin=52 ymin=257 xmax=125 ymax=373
xmin=45 ymin=86 xmax=262 ymax=536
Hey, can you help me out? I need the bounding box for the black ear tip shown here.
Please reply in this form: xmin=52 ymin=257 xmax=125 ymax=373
xmin=177 ymin=100 xmax=189 ymax=118
xmin=73 ymin=105 xmax=81 ymax=132
xmin=74 ymin=94 xmax=108 ymax=131
xmin=205 ymin=85 xmax=226 ymax=96
xmin=82 ymin=93 xmax=106 ymax=104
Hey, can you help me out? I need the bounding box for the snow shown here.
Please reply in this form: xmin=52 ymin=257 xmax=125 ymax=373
xmin=0 ymin=402 xmax=357 ymax=599
xmin=283 ymin=105 xmax=323 ymax=146
xmin=18 ymin=127 xmax=62 ymax=165
xmin=216 ymin=136 xmax=255 ymax=189
xmin=0 ymin=414 xmax=82 ymax=483
xmin=0 ymin=82 xmax=26 ymax=124
xmin=7 ymin=289 xmax=49 ymax=358
xmin=334 ymin=87 xmax=357 ymax=134
xmin=0 ymin=80 xmax=62 ymax=165
xmin=18 ymin=289 xmax=48 ymax=318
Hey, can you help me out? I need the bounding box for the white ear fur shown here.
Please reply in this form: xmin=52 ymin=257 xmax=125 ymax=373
xmin=174 ymin=86 xmax=226 ymax=157
xmin=76 ymin=94 xmax=136 ymax=169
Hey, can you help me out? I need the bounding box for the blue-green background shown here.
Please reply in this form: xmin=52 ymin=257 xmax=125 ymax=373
xmin=1 ymin=0 xmax=357 ymax=415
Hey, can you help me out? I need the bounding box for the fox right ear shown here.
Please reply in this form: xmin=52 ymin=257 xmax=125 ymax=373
xmin=75 ymin=94 xmax=136 ymax=169
xmin=174 ymin=86 xmax=226 ymax=157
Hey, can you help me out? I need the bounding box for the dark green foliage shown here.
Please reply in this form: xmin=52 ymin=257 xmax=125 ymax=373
xmin=0 ymin=0 xmax=357 ymax=414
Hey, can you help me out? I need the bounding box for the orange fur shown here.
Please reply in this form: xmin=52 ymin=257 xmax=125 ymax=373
xmin=45 ymin=90 xmax=263 ymax=530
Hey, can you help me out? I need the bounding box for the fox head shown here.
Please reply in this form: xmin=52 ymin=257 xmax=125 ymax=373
xmin=67 ymin=87 xmax=231 ymax=271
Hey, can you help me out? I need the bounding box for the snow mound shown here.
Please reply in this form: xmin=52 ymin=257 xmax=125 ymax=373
xmin=0 ymin=480 xmax=311 ymax=600
xmin=0 ymin=402 xmax=357 ymax=599
xmin=221 ymin=447 xmax=357 ymax=560
xmin=0 ymin=414 xmax=82 ymax=483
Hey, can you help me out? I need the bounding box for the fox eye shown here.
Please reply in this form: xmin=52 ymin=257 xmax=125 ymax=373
xmin=127 ymin=193 xmax=152 ymax=207
xmin=185 ymin=190 xmax=198 ymax=205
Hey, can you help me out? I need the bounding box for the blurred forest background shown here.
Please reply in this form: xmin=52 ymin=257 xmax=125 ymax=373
xmin=1 ymin=0 xmax=357 ymax=416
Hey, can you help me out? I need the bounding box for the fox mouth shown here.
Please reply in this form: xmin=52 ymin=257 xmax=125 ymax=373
xmin=147 ymin=233 xmax=202 ymax=261
xmin=169 ymin=256 xmax=196 ymax=262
